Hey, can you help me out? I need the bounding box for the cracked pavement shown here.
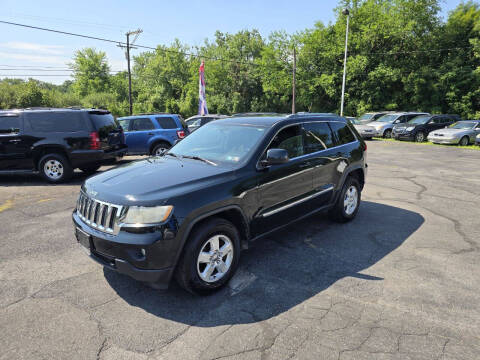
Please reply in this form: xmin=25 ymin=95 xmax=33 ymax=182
xmin=0 ymin=141 xmax=479 ymax=360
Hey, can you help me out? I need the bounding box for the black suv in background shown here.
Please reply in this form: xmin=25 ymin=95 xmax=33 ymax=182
xmin=392 ymin=114 xmax=460 ymax=142
xmin=73 ymin=114 xmax=367 ymax=294
xmin=0 ymin=108 xmax=127 ymax=183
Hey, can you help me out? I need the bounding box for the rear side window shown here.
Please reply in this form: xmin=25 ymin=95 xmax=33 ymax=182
xmin=89 ymin=113 xmax=116 ymax=130
xmin=0 ymin=116 xmax=21 ymax=133
xmin=303 ymin=122 xmax=334 ymax=153
xmin=27 ymin=112 xmax=86 ymax=132
xmin=117 ymin=119 xmax=130 ymax=131
xmin=156 ymin=117 xmax=178 ymax=129
xmin=130 ymin=118 xmax=155 ymax=131
xmin=329 ymin=122 xmax=356 ymax=145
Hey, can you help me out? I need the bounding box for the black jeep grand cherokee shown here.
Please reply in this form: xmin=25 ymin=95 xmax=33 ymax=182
xmin=73 ymin=114 xmax=367 ymax=294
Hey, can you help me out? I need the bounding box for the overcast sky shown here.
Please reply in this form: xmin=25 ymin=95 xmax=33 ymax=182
xmin=0 ymin=0 xmax=462 ymax=84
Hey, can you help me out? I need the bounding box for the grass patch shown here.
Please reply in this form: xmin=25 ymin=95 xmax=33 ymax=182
xmin=372 ymin=137 xmax=480 ymax=150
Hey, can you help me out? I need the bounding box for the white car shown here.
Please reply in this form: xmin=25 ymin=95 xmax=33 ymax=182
xmin=428 ymin=120 xmax=480 ymax=145
xmin=350 ymin=119 xmax=378 ymax=139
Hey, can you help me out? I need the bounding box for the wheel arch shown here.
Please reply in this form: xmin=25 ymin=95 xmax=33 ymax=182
xmin=32 ymin=145 xmax=70 ymax=170
xmin=148 ymin=137 xmax=172 ymax=154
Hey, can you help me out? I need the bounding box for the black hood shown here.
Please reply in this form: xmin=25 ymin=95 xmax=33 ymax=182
xmin=83 ymin=157 xmax=236 ymax=206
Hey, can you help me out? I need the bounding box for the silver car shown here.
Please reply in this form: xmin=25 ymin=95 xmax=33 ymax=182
xmin=350 ymin=119 xmax=379 ymax=139
xmin=370 ymin=112 xmax=429 ymax=138
xmin=428 ymin=120 xmax=480 ymax=146
xmin=185 ymin=114 xmax=227 ymax=132
xmin=476 ymin=133 xmax=480 ymax=146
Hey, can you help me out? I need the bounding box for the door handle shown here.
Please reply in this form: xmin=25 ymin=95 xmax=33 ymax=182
xmin=147 ymin=133 xmax=154 ymax=136
xmin=9 ymin=139 xmax=21 ymax=143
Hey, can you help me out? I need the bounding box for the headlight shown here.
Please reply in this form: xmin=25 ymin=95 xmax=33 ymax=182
xmin=406 ymin=127 xmax=415 ymax=132
xmin=122 ymin=205 xmax=173 ymax=225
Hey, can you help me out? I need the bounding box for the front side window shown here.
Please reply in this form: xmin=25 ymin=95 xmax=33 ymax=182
xmin=186 ymin=118 xmax=202 ymax=127
xmin=267 ymin=125 xmax=304 ymax=159
xmin=0 ymin=116 xmax=21 ymax=134
xmin=130 ymin=118 xmax=154 ymax=131
xmin=156 ymin=117 xmax=177 ymax=129
xmin=376 ymin=114 xmax=398 ymax=123
xmin=329 ymin=122 xmax=356 ymax=145
xmin=304 ymin=122 xmax=334 ymax=153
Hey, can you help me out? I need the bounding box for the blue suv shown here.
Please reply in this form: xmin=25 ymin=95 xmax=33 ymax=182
xmin=117 ymin=114 xmax=189 ymax=155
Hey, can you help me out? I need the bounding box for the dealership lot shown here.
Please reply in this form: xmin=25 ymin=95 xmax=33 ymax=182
xmin=0 ymin=141 xmax=479 ymax=360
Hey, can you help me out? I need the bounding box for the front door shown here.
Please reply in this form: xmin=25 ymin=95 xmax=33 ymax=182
xmin=0 ymin=115 xmax=31 ymax=170
xmin=252 ymin=124 xmax=315 ymax=236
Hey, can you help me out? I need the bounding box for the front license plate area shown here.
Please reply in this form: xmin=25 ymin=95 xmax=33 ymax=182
xmin=76 ymin=227 xmax=91 ymax=252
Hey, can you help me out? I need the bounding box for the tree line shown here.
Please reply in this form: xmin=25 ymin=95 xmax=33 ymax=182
xmin=0 ymin=0 xmax=479 ymax=119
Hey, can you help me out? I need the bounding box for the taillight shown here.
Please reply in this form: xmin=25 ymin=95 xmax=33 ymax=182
xmin=176 ymin=130 xmax=186 ymax=139
xmin=363 ymin=142 xmax=367 ymax=151
xmin=89 ymin=131 xmax=101 ymax=150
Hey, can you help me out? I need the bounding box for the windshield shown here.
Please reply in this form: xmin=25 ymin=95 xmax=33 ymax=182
xmin=168 ymin=122 xmax=267 ymax=165
xmin=350 ymin=119 xmax=362 ymax=125
xmin=376 ymin=114 xmax=398 ymax=123
xmin=408 ymin=115 xmax=431 ymax=124
xmin=358 ymin=114 xmax=374 ymax=121
xmin=450 ymin=121 xmax=476 ymax=129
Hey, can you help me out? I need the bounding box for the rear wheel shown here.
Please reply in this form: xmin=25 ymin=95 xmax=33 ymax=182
xmin=151 ymin=142 xmax=171 ymax=156
xmin=175 ymin=217 xmax=240 ymax=295
xmin=330 ymin=176 xmax=361 ymax=223
xmin=415 ymin=131 xmax=426 ymax=142
xmin=459 ymin=136 xmax=469 ymax=146
xmin=39 ymin=153 xmax=73 ymax=183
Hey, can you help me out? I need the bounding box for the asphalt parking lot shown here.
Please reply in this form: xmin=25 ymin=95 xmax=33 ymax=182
xmin=1 ymin=141 xmax=479 ymax=360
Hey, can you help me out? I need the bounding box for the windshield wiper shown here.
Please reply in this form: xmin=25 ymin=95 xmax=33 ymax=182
xmin=165 ymin=152 xmax=179 ymax=158
xmin=181 ymin=155 xmax=217 ymax=166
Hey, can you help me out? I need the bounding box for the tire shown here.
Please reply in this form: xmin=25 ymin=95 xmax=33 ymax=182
xmin=79 ymin=164 xmax=101 ymax=175
xmin=151 ymin=142 xmax=171 ymax=156
xmin=175 ymin=217 xmax=241 ymax=295
xmin=38 ymin=153 xmax=73 ymax=183
xmin=383 ymin=129 xmax=392 ymax=138
xmin=329 ymin=176 xmax=361 ymax=223
xmin=415 ymin=131 xmax=426 ymax=142
xmin=459 ymin=136 xmax=469 ymax=146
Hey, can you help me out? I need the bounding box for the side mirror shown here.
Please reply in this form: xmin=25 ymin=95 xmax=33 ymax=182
xmin=261 ymin=148 xmax=289 ymax=167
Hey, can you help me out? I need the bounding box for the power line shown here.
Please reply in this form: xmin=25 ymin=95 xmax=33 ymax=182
xmin=0 ymin=20 xmax=260 ymax=67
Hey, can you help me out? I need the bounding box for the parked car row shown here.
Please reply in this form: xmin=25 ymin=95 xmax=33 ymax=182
xmin=350 ymin=111 xmax=479 ymax=146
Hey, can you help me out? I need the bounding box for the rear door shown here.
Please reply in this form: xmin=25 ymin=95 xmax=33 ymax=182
xmin=0 ymin=114 xmax=31 ymax=170
xmin=252 ymin=124 xmax=315 ymax=236
xmin=302 ymin=121 xmax=338 ymax=207
xmin=88 ymin=111 xmax=125 ymax=152
xmin=125 ymin=117 xmax=156 ymax=154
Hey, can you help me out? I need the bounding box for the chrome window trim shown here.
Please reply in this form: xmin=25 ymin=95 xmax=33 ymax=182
xmin=261 ymin=185 xmax=334 ymax=217
xmin=256 ymin=120 xmax=358 ymax=168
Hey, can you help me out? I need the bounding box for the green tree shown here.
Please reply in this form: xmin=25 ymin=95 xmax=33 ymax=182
xmin=70 ymin=48 xmax=111 ymax=96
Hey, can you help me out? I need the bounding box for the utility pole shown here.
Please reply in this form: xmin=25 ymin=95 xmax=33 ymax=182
xmin=118 ymin=29 xmax=142 ymax=115
xmin=340 ymin=8 xmax=350 ymax=117
xmin=292 ymin=46 xmax=296 ymax=114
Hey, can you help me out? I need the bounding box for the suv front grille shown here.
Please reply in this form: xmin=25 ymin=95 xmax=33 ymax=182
xmin=76 ymin=192 xmax=123 ymax=234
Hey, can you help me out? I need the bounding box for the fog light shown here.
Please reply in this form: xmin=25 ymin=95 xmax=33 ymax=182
xmin=140 ymin=248 xmax=146 ymax=256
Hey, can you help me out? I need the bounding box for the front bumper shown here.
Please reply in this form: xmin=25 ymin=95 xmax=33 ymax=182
xmin=427 ymin=136 xmax=459 ymax=144
xmin=392 ymin=130 xmax=414 ymax=141
xmin=72 ymin=211 xmax=179 ymax=288
xmin=358 ymin=130 xmax=378 ymax=139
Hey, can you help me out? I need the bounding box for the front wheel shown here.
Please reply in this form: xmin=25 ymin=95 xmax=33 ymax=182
xmin=174 ymin=218 xmax=240 ymax=295
xmin=383 ymin=129 xmax=392 ymax=138
xmin=329 ymin=176 xmax=361 ymax=223
xmin=415 ymin=131 xmax=426 ymax=142
xmin=39 ymin=153 xmax=73 ymax=183
xmin=459 ymin=136 xmax=469 ymax=146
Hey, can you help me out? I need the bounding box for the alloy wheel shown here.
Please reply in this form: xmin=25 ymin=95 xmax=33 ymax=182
xmin=197 ymin=234 xmax=234 ymax=283
xmin=344 ymin=185 xmax=358 ymax=216
xmin=415 ymin=132 xmax=425 ymax=142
